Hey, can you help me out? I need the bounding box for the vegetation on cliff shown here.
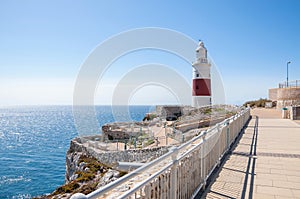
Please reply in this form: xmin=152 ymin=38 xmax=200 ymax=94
xmin=34 ymin=155 xmax=127 ymax=199
xmin=243 ymin=98 xmax=273 ymax=108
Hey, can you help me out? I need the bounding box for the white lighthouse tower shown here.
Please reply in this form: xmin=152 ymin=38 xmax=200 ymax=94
xmin=192 ymin=41 xmax=211 ymax=107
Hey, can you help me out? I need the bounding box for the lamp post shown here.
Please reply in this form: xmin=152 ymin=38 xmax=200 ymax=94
xmin=287 ymin=61 xmax=291 ymax=87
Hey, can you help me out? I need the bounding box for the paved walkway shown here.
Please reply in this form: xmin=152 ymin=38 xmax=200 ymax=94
xmin=202 ymin=108 xmax=300 ymax=199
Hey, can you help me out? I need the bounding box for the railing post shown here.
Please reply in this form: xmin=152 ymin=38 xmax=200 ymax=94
xmin=226 ymin=120 xmax=230 ymax=149
xmin=164 ymin=122 xmax=168 ymax=146
xmin=217 ymin=124 xmax=221 ymax=167
xmin=201 ymin=131 xmax=207 ymax=189
xmin=170 ymin=147 xmax=179 ymax=198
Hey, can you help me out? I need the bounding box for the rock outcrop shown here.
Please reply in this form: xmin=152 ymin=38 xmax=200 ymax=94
xmin=34 ymin=154 xmax=126 ymax=199
xmin=66 ymin=136 xmax=169 ymax=182
xmin=34 ymin=136 xmax=169 ymax=199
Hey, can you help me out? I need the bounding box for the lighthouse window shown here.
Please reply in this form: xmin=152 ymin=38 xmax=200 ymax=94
xmin=196 ymin=74 xmax=199 ymax=77
xmin=196 ymin=86 xmax=199 ymax=89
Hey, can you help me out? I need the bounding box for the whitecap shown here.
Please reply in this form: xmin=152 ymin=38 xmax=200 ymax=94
xmin=12 ymin=193 xmax=32 ymax=199
xmin=10 ymin=132 xmax=20 ymax=135
xmin=0 ymin=176 xmax=31 ymax=185
xmin=0 ymin=157 xmax=13 ymax=161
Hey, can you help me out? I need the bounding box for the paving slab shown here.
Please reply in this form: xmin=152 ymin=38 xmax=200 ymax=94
xmin=202 ymin=108 xmax=300 ymax=199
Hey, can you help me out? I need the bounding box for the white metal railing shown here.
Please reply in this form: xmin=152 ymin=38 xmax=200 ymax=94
xmin=71 ymin=108 xmax=250 ymax=199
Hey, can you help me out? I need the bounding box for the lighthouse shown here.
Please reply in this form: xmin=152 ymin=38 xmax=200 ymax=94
xmin=192 ymin=41 xmax=211 ymax=107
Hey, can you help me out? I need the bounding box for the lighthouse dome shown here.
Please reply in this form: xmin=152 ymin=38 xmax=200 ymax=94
xmin=196 ymin=41 xmax=206 ymax=52
xmin=196 ymin=40 xmax=207 ymax=59
xmin=199 ymin=41 xmax=204 ymax=47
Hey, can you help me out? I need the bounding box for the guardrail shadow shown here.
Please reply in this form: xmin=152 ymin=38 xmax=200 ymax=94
xmin=198 ymin=115 xmax=258 ymax=199
xmin=241 ymin=115 xmax=258 ymax=199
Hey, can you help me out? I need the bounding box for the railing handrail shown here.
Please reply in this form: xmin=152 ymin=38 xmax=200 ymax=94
xmin=86 ymin=127 xmax=208 ymax=198
xmin=87 ymin=146 xmax=175 ymax=199
xmin=279 ymin=80 xmax=300 ymax=88
xmin=71 ymin=108 xmax=250 ymax=199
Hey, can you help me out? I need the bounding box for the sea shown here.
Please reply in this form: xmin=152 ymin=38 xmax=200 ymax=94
xmin=0 ymin=105 xmax=153 ymax=199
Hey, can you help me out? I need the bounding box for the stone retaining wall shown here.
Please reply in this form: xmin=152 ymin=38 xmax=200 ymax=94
xmin=68 ymin=137 xmax=170 ymax=166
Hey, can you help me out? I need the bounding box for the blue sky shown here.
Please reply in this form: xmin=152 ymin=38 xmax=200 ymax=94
xmin=0 ymin=0 xmax=299 ymax=105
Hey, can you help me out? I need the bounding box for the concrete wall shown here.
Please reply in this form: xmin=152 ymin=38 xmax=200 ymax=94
xmin=269 ymin=88 xmax=278 ymax=101
xmin=276 ymin=87 xmax=300 ymax=100
xmin=269 ymin=87 xmax=300 ymax=108
xmin=156 ymin=105 xmax=183 ymax=118
xmin=176 ymin=117 xmax=225 ymax=133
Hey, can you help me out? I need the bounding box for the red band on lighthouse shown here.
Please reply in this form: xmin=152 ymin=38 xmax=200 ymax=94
xmin=192 ymin=79 xmax=211 ymax=96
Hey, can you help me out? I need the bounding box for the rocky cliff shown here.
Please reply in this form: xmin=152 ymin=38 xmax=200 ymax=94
xmin=34 ymin=136 xmax=169 ymax=199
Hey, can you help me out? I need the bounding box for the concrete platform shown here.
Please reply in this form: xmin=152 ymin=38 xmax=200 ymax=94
xmin=202 ymin=108 xmax=300 ymax=199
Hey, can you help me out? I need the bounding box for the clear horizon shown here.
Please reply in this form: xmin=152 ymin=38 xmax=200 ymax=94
xmin=1 ymin=1 xmax=300 ymax=106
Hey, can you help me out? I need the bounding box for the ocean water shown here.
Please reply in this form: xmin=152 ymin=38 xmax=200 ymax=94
xmin=0 ymin=106 xmax=152 ymax=198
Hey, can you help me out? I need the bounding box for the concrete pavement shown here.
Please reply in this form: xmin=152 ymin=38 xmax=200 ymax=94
xmin=202 ymin=108 xmax=300 ymax=199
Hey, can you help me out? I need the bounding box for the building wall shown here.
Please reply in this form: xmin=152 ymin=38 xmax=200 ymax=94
xmin=269 ymin=87 xmax=300 ymax=108
xmin=269 ymin=88 xmax=278 ymax=101
xmin=276 ymin=88 xmax=300 ymax=100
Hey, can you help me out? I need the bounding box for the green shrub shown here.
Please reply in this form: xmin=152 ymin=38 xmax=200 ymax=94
xmin=243 ymin=98 xmax=272 ymax=108
xmin=143 ymin=113 xmax=157 ymax=121
xmin=203 ymin=107 xmax=212 ymax=114
xmin=76 ymin=171 xmax=95 ymax=182
xmin=77 ymin=182 xmax=98 ymax=194
xmin=45 ymin=155 xmax=128 ymax=197
xmin=53 ymin=181 xmax=80 ymax=194
xmin=144 ymin=139 xmax=155 ymax=147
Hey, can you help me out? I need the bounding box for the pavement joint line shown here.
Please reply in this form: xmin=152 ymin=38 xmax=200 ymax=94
xmin=256 ymin=152 xmax=300 ymax=159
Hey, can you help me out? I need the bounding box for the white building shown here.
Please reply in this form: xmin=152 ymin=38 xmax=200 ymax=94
xmin=192 ymin=41 xmax=212 ymax=107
